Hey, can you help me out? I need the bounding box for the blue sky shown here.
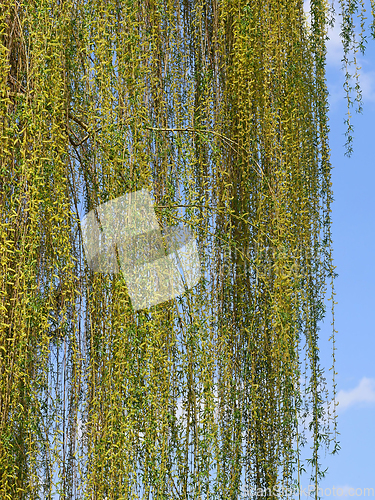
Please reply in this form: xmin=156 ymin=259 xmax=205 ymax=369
xmin=302 ymin=0 xmax=375 ymax=494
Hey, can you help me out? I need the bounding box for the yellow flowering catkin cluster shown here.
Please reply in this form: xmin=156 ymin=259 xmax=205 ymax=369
xmin=1 ymin=0 xmax=371 ymax=497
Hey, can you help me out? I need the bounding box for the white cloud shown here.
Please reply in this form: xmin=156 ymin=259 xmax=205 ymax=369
xmin=335 ymin=485 xmax=355 ymax=496
xmin=357 ymin=68 xmax=375 ymax=102
xmin=303 ymin=0 xmax=375 ymax=105
xmin=303 ymin=0 xmax=312 ymax=28
xmin=326 ymin=18 xmax=344 ymax=67
xmin=76 ymin=417 xmax=83 ymax=442
xmin=303 ymin=0 xmax=344 ymax=66
xmin=296 ymin=377 xmax=375 ymax=445
xmin=336 ymin=377 xmax=375 ymax=411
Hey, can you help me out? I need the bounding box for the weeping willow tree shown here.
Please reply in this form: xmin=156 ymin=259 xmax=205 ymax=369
xmin=1 ymin=0 xmax=372 ymax=498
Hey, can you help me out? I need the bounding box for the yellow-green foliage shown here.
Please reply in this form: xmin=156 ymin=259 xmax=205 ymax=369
xmin=1 ymin=0 xmax=370 ymax=498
